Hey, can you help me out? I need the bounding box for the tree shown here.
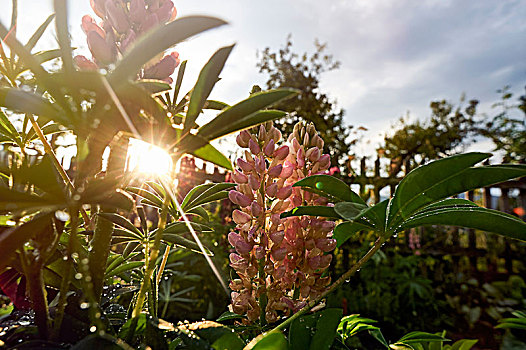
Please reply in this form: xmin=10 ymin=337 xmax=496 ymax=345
xmin=479 ymin=86 xmax=526 ymax=163
xmin=256 ymin=36 xmax=355 ymax=170
xmin=381 ymin=95 xmax=479 ymax=175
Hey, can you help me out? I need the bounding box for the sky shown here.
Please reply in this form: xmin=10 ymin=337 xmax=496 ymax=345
xmin=1 ymin=0 xmax=525 ymax=157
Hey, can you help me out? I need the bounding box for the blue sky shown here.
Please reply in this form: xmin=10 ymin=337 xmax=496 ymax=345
xmin=1 ymin=0 xmax=525 ymax=156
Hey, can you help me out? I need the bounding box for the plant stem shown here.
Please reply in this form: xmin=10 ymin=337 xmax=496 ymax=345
xmin=271 ymin=235 xmax=387 ymax=332
xmin=156 ymin=244 xmax=171 ymax=286
xmin=20 ymin=253 xmax=50 ymax=339
xmin=132 ymin=195 xmax=169 ymax=318
xmin=52 ymin=207 xmax=79 ymax=340
xmin=27 ymin=114 xmax=90 ymax=225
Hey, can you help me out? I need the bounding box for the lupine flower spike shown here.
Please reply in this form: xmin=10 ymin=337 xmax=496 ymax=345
xmin=228 ymin=121 xmax=336 ymax=324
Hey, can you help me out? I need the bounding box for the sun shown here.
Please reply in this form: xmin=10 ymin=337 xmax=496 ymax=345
xmin=127 ymin=138 xmax=173 ymax=176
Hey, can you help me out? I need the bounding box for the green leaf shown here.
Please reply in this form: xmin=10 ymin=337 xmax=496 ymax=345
xmin=389 ymin=162 xmax=526 ymax=228
xmin=197 ymin=89 xmax=298 ymax=140
xmin=0 ymin=213 xmax=54 ymax=269
xmin=25 ymin=14 xmax=55 ymax=51
xmin=387 ymin=153 xmax=490 ymax=225
xmin=333 ymin=221 xmax=375 ymax=247
xmin=413 ymin=198 xmax=479 ymax=214
xmin=163 ymin=221 xmax=212 ymax=235
xmin=185 ymin=45 xmax=234 ymax=132
xmin=281 ymin=206 xmax=343 ymax=219
xmin=397 ymin=331 xmax=448 ymax=344
xmin=185 ymin=183 xmax=236 ymax=209
xmin=126 ymin=187 xmax=164 ymax=208
xmin=396 ymin=206 xmax=526 ymax=241
xmin=191 ymin=140 xmax=232 ymax=170
xmin=290 ymin=314 xmax=318 ymax=350
xmin=449 ymin=339 xmax=478 ymax=350
xmin=247 ymin=331 xmax=288 ymax=350
xmin=97 ymin=213 xmax=144 ymax=239
xmin=216 ymin=311 xmax=243 ymax=322
xmin=106 ymin=261 xmax=144 ymax=279
xmin=0 ymin=110 xmax=20 ymax=144
xmin=136 ymin=79 xmax=171 ymax=95
xmin=110 ymin=16 xmax=227 ymax=84
xmin=172 ymin=60 xmax=187 ymax=105
xmin=310 ymin=308 xmax=343 ymax=350
xmin=0 ymin=87 xmax=67 ymax=126
xmin=334 ymin=202 xmax=369 ymax=220
xmin=293 ymin=175 xmax=366 ymax=205
xmin=203 ymin=100 xmax=229 ymax=110
xmin=161 ymin=234 xmax=213 ymax=256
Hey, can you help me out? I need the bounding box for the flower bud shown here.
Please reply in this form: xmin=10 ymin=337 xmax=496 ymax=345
xmin=271 ymin=247 xmax=287 ymax=261
xmin=316 ymin=238 xmax=337 ymax=252
xmin=156 ymin=0 xmax=175 ymax=23
xmin=251 ymin=202 xmax=262 ymax=217
xmin=266 ymin=183 xmax=278 ymax=197
xmin=87 ymin=31 xmax=115 ymax=65
xmin=268 ymin=164 xmax=283 ymax=178
xmin=228 ymin=232 xmax=253 ymax=255
xmin=229 ymin=190 xmax=252 ymax=207
xmin=232 ymin=171 xmax=248 ymax=184
xmin=249 ymin=139 xmax=261 ymax=155
xmin=320 ymin=254 xmax=332 ymax=269
xmin=130 ymin=0 xmax=148 ymax=24
xmin=255 ymin=156 xmax=266 ymax=174
xmin=274 ymin=145 xmax=289 ymax=160
xmin=141 ymin=12 xmax=159 ymax=32
xmin=237 ymin=158 xmax=253 ymax=173
xmin=248 ymin=174 xmax=260 ymax=191
xmin=297 ymin=147 xmax=305 ymax=168
xmin=258 ymin=124 xmax=267 ymax=142
xmin=280 ymin=161 xmax=294 ymax=179
xmin=90 ymin=0 xmax=106 ymax=18
xmin=229 ymin=253 xmax=248 ymax=271
xmin=143 ymin=52 xmax=179 ymax=81
xmin=120 ymin=29 xmax=137 ymax=53
xmin=307 ymin=147 xmax=321 ymax=162
xmin=106 ymin=0 xmax=130 ymax=34
xmin=276 ymin=186 xmax=293 ymax=200
xmin=308 ymin=256 xmax=321 ymax=270
xmin=263 ymin=139 xmax=275 ymax=157
xmin=81 ymin=15 xmax=105 ymax=37
xmin=237 ymin=130 xmax=251 ymax=147
xmin=233 ymin=210 xmax=251 ymax=225
xmin=270 ymin=230 xmax=284 ymax=245
xmin=291 ymin=138 xmax=301 ymax=152
xmin=270 ymin=213 xmax=281 ymax=226
xmin=73 ymin=55 xmax=98 ymax=70
xmin=305 ymin=239 xmax=316 ymax=250
xmin=318 ymin=154 xmax=330 ymax=168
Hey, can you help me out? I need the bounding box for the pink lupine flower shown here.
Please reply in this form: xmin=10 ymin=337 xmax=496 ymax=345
xmin=264 ymin=139 xmax=275 ymax=157
xmin=130 ymin=0 xmax=148 ymax=24
xmin=232 ymin=171 xmax=248 ymax=184
xmin=274 ymin=145 xmax=289 ymax=160
xmin=105 ymin=0 xmax=131 ymax=34
xmin=268 ymin=164 xmax=283 ymax=178
xmin=229 ymin=190 xmax=251 ymax=208
xmin=73 ymin=55 xmax=98 ymax=71
xmin=228 ymin=122 xmax=336 ymax=325
xmin=232 ymin=210 xmax=251 ymax=225
xmin=87 ymin=31 xmax=115 ymax=64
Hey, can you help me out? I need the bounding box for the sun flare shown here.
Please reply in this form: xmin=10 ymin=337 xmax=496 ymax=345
xmin=127 ymin=139 xmax=173 ymax=176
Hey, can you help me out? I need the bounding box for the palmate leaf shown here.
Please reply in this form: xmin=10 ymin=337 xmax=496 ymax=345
xmin=0 ymin=110 xmax=20 ymax=145
xmin=127 ymin=187 xmax=164 ymax=208
xmin=388 ymin=161 xmax=526 ymax=228
xmin=334 ymin=202 xmax=369 ymax=220
xmin=197 ymin=89 xmax=298 ymax=141
xmin=185 ymin=45 xmax=234 ymax=132
xmin=182 ymin=183 xmax=235 ymax=210
xmin=387 ymin=153 xmax=489 ymax=225
xmin=292 ymin=174 xmax=366 ymax=205
xmin=109 ymin=16 xmax=227 ymax=86
xmin=396 ymin=206 xmax=526 ymax=241
xmin=97 ymin=213 xmax=144 ymax=239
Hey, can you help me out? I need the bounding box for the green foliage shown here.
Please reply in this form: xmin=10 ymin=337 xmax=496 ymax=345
xmin=286 ymin=152 xmax=526 ymax=247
